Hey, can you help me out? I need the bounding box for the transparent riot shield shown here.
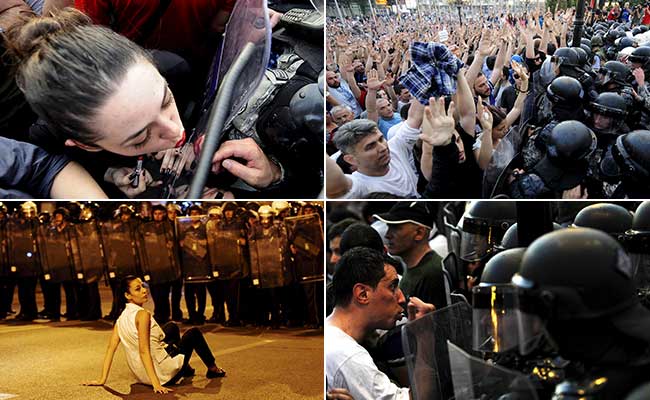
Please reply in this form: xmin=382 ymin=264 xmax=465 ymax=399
xmin=284 ymin=214 xmax=324 ymax=283
xmin=6 ymin=217 xmax=40 ymax=278
xmin=449 ymin=341 xmax=539 ymax=400
xmin=401 ymin=302 xmax=474 ymax=400
xmin=206 ymin=219 xmax=248 ymax=280
xmin=482 ymin=124 xmax=526 ymax=198
xmin=209 ymin=0 xmax=271 ymax=128
xmin=138 ymin=221 xmax=182 ymax=285
xmin=176 ymin=216 xmax=213 ymax=283
xmin=69 ymin=222 xmax=104 ymax=284
xmin=99 ymin=220 xmax=140 ymax=280
xmin=248 ymin=224 xmax=293 ymax=288
xmin=37 ymin=224 xmax=74 ymax=283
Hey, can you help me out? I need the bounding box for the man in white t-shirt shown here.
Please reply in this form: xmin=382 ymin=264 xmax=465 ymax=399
xmin=326 ymin=100 xmax=423 ymax=199
xmin=326 ymin=247 xmax=435 ymax=400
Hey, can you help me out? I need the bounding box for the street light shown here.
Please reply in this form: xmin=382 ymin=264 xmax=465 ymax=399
xmin=449 ymin=0 xmax=468 ymax=25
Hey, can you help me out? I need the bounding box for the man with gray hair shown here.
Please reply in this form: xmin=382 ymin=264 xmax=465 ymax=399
xmin=330 ymin=105 xmax=355 ymax=127
xmin=326 ymin=99 xmax=424 ymax=199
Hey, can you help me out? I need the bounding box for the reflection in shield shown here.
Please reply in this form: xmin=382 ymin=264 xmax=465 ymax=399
xmin=6 ymin=217 xmax=40 ymax=278
xmin=138 ymin=221 xmax=182 ymax=285
xmin=176 ymin=215 xmax=213 ymax=283
xmin=37 ymin=225 xmax=74 ymax=283
xmin=206 ymin=219 xmax=249 ymax=280
xmin=99 ymin=220 xmax=141 ymax=280
xmin=284 ymin=214 xmax=324 ymax=283
xmin=401 ymin=302 xmax=474 ymax=400
xmin=69 ymin=222 xmax=104 ymax=284
xmin=248 ymin=223 xmax=293 ymax=288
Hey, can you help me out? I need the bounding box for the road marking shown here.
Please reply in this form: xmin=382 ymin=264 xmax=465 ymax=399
xmin=214 ymin=339 xmax=275 ymax=356
xmin=0 ymin=394 xmax=18 ymax=399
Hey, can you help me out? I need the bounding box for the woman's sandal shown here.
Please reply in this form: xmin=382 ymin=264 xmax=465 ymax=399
xmin=206 ymin=366 xmax=226 ymax=378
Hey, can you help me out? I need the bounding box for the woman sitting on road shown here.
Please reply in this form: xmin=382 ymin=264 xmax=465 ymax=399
xmin=83 ymin=275 xmax=226 ymax=394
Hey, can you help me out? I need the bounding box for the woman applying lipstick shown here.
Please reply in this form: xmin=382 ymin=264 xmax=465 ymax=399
xmin=6 ymin=8 xmax=282 ymax=197
xmin=84 ymin=275 xmax=226 ymax=394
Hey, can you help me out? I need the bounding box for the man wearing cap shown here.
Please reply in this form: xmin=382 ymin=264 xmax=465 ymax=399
xmin=374 ymin=202 xmax=447 ymax=311
xmin=326 ymin=247 xmax=434 ymax=400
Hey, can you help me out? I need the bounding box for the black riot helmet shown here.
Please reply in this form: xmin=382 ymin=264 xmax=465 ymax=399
xmin=589 ymin=92 xmax=628 ymax=137
xmin=628 ymin=46 xmax=650 ymax=74
xmin=479 ymin=247 xmax=526 ymax=285
xmin=580 ymin=44 xmax=593 ymax=62
xmin=499 ymin=222 xmax=563 ymax=250
xmin=574 ymin=47 xmax=589 ymax=69
xmin=581 ymin=38 xmax=592 ymax=49
xmin=552 ymin=47 xmax=583 ymax=77
xmin=605 ymin=29 xmax=624 ymax=45
xmin=591 ymin=35 xmax=604 ymax=49
xmin=459 ymin=201 xmax=517 ymax=262
xmin=534 ymin=121 xmax=597 ymax=191
xmin=601 ymin=130 xmax=650 ymax=183
xmin=618 ymin=36 xmax=636 ymax=51
xmin=472 ymin=248 xmax=526 ymax=354
xmin=512 ymin=228 xmax=650 ymax=358
xmin=571 ymin=203 xmax=633 ymax=239
xmin=598 ymin=61 xmax=634 ymax=88
xmin=546 ymin=76 xmax=584 ymax=104
xmin=620 ymin=202 xmax=650 ymax=290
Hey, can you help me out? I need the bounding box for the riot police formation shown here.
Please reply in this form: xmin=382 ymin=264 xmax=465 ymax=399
xmin=326 ymin=201 xmax=650 ymax=400
xmin=0 ymin=201 xmax=324 ymax=331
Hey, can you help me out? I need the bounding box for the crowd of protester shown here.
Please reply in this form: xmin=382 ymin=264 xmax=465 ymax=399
xmin=326 ymin=5 xmax=650 ymax=199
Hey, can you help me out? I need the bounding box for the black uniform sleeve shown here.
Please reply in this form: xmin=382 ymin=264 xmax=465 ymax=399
xmin=0 ymin=136 xmax=70 ymax=198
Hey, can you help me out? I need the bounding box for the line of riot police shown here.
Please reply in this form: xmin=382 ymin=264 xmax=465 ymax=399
xmin=379 ymin=201 xmax=650 ymax=400
xmin=488 ymin=20 xmax=650 ymax=198
xmin=0 ymin=201 xmax=324 ymax=329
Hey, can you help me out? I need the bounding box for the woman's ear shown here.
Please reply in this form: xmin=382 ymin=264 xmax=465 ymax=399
xmin=64 ymin=139 xmax=103 ymax=152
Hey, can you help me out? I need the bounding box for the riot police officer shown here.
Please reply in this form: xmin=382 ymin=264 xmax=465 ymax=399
xmin=511 ymin=121 xmax=597 ymax=198
xmin=459 ymin=201 xmax=517 ymax=290
xmin=180 ymin=204 xmax=209 ymax=325
xmin=0 ymin=202 xmax=14 ymax=320
xmin=621 ymin=201 xmax=650 ymax=291
xmin=524 ymin=76 xmax=586 ymax=170
xmin=600 ymin=130 xmax=650 ymax=197
xmin=14 ymin=201 xmax=39 ymax=321
xmin=572 ymin=203 xmax=633 ymax=240
xmin=512 ymin=228 xmax=650 ymax=399
xmin=596 ymin=61 xmax=635 ymax=110
xmin=588 ymin=92 xmax=629 ymax=146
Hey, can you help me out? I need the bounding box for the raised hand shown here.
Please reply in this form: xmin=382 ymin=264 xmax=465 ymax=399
xmin=420 ymin=97 xmax=456 ymax=147
xmin=477 ymin=100 xmax=493 ymax=132
xmin=511 ymin=60 xmax=529 ymax=82
xmin=366 ymin=69 xmax=384 ymax=91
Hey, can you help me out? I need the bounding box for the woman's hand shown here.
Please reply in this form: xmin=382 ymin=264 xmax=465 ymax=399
xmin=104 ymin=167 xmax=162 ymax=198
xmin=82 ymin=380 xmax=105 ymax=386
xmin=153 ymin=384 xmax=173 ymax=394
xmin=477 ymin=100 xmax=493 ymax=132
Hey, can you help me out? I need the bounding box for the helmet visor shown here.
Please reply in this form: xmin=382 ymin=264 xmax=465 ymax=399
xmin=472 ymin=285 xmax=520 ymax=353
xmin=512 ymin=274 xmax=551 ymax=356
xmin=460 ymin=230 xmax=490 ymax=262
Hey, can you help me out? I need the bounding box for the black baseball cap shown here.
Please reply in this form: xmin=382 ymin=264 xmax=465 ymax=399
xmin=373 ymin=202 xmax=435 ymax=229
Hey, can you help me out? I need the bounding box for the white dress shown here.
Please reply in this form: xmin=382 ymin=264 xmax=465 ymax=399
xmin=116 ymin=303 xmax=185 ymax=385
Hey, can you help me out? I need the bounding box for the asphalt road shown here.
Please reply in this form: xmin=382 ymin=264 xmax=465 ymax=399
xmin=0 ymin=286 xmax=323 ymax=400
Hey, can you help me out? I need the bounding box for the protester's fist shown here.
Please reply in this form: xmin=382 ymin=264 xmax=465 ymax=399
xmin=407 ymin=296 xmax=435 ymax=321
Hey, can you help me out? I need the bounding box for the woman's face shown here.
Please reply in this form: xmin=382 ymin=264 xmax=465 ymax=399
xmin=92 ymin=60 xmax=186 ymax=156
xmin=125 ymin=278 xmax=148 ymax=305
xmin=492 ymin=121 xmax=508 ymax=139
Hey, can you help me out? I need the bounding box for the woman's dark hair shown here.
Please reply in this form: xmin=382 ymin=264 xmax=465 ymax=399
xmin=486 ymin=104 xmax=507 ymax=128
xmin=5 ymin=8 xmax=152 ymax=146
xmin=115 ymin=275 xmax=140 ymax=321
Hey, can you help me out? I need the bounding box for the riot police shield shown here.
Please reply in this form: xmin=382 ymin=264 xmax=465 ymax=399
xmin=482 ymin=124 xmax=526 ymax=198
xmin=401 ymin=302 xmax=474 ymax=400
xmin=284 ymin=214 xmax=324 ymax=283
xmin=138 ymin=221 xmax=182 ymax=285
xmin=37 ymin=224 xmax=74 ymax=283
xmin=99 ymin=220 xmax=140 ymax=280
xmin=176 ymin=216 xmax=213 ymax=283
xmin=206 ymin=219 xmax=248 ymax=280
xmin=69 ymin=222 xmax=104 ymax=284
xmin=449 ymin=341 xmax=539 ymax=400
xmin=248 ymin=224 xmax=293 ymax=288
xmin=6 ymin=217 xmax=40 ymax=278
